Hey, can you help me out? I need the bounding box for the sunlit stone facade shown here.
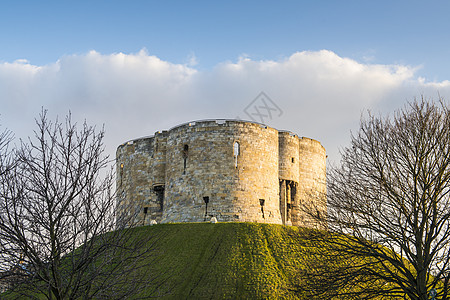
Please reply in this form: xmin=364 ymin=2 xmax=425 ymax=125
xmin=116 ymin=119 xmax=326 ymax=228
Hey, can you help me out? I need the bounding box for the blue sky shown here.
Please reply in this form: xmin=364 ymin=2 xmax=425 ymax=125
xmin=3 ymin=1 xmax=450 ymax=78
xmin=1 ymin=1 xmax=450 ymax=161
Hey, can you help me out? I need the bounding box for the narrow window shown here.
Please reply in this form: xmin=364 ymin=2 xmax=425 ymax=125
xmin=203 ymin=196 xmax=210 ymax=221
xmin=142 ymin=207 xmax=148 ymax=226
xmin=182 ymin=144 xmax=189 ymax=174
xmin=291 ymin=157 xmax=295 ymax=163
xmin=259 ymin=199 xmax=265 ymax=219
xmin=233 ymin=141 xmax=240 ymax=168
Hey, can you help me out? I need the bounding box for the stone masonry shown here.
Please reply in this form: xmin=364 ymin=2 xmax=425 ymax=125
xmin=116 ymin=119 xmax=326 ymax=228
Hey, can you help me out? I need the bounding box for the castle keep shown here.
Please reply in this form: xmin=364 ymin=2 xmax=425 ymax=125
xmin=116 ymin=119 xmax=326 ymax=227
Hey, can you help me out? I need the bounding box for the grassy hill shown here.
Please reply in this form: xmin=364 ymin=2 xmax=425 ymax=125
xmin=132 ymin=222 xmax=309 ymax=299
xmin=3 ymin=222 xmax=414 ymax=299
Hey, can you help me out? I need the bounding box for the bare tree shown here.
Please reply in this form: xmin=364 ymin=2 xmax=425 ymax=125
xmin=0 ymin=125 xmax=13 ymax=177
xmin=0 ymin=111 xmax=161 ymax=299
xmin=300 ymin=98 xmax=450 ymax=300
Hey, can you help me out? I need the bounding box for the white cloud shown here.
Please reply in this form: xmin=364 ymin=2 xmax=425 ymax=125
xmin=0 ymin=49 xmax=449 ymax=163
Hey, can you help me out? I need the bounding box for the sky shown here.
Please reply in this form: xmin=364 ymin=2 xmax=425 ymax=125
xmin=1 ymin=0 xmax=450 ymax=163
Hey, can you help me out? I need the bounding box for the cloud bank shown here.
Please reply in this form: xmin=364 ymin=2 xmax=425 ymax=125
xmin=1 ymin=49 xmax=449 ymax=162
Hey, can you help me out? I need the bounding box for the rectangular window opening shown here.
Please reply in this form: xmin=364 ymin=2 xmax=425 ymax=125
xmin=154 ymin=185 xmax=165 ymax=212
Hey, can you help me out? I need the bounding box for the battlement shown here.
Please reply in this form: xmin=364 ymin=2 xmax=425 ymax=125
xmin=116 ymin=119 xmax=326 ymax=228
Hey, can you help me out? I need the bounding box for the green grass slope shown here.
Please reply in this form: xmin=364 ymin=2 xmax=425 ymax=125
xmin=136 ymin=222 xmax=308 ymax=299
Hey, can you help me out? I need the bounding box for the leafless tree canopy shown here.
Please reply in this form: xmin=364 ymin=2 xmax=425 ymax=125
xmin=0 ymin=111 xmax=160 ymax=299
xmin=0 ymin=126 xmax=13 ymax=177
xmin=301 ymin=98 xmax=450 ymax=300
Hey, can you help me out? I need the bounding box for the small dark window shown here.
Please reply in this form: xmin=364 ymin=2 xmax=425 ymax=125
xmin=182 ymin=144 xmax=189 ymax=174
xmin=154 ymin=185 xmax=164 ymax=192
xmin=203 ymin=196 xmax=210 ymax=221
xmin=259 ymin=199 xmax=265 ymax=219
xmin=154 ymin=185 xmax=165 ymax=212
xmin=291 ymin=157 xmax=295 ymax=163
xmin=143 ymin=207 xmax=148 ymax=214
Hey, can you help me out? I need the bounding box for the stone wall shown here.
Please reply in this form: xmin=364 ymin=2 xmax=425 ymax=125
xmin=278 ymin=131 xmax=300 ymax=225
xmin=163 ymin=121 xmax=239 ymax=223
xmin=116 ymin=137 xmax=155 ymax=226
xmin=231 ymin=122 xmax=281 ymax=224
xmin=116 ymin=119 xmax=326 ymax=228
xmin=296 ymin=137 xmax=327 ymax=228
xmin=162 ymin=121 xmax=281 ymax=224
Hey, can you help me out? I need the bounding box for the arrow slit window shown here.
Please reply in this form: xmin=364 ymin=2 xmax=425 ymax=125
xmin=182 ymin=144 xmax=189 ymax=174
xmin=233 ymin=141 xmax=240 ymax=168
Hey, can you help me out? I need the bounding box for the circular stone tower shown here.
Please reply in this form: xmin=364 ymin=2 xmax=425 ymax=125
xmin=162 ymin=120 xmax=281 ymax=224
xmin=297 ymin=137 xmax=327 ymax=228
xmin=278 ymin=131 xmax=300 ymax=225
xmin=116 ymin=119 xmax=326 ymax=228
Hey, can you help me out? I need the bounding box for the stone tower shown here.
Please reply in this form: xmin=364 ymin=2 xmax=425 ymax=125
xmin=116 ymin=119 xmax=326 ymax=228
